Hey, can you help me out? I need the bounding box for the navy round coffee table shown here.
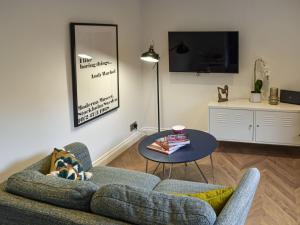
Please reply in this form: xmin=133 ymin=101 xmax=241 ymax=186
xmin=138 ymin=129 xmax=218 ymax=182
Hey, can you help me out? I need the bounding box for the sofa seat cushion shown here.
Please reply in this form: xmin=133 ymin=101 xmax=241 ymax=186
xmin=154 ymin=179 xmax=224 ymax=194
xmin=6 ymin=170 xmax=98 ymax=211
xmin=88 ymin=166 xmax=161 ymax=190
xmin=91 ymin=184 xmax=216 ymax=225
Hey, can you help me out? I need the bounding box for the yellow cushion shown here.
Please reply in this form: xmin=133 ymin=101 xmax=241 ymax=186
xmin=177 ymin=187 xmax=234 ymax=215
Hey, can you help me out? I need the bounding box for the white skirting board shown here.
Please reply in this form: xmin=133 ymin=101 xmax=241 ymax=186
xmin=139 ymin=127 xmax=169 ymax=135
xmin=92 ymin=131 xmax=143 ymax=166
xmin=92 ymin=127 xmax=169 ymax=166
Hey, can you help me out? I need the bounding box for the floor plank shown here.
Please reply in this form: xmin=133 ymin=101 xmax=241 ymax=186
xmin=107 ymin=139 xmax=300 ymax=225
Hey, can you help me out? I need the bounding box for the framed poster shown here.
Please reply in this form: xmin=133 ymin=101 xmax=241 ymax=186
xmin=70 ymin=23 xmax=119 ymax=127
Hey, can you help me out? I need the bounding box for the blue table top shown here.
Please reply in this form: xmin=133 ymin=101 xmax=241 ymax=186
xmin=138 ymin=129 xmax=218 ymax=163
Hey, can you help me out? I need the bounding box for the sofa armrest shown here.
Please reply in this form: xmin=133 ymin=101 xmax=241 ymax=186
xmin=25 ymin=155 xmax=52 ymax=174
xmin=24 ymin=142 xmax=92 ymax=174
xmin=214 ymin=168 xmax=260 ymax=225
xmin=64 ymin=142 xmax=93 ymax=171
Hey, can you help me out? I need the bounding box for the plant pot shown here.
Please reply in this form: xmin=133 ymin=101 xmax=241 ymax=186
xmin=250 ymin=92 xmax=262 ymax=103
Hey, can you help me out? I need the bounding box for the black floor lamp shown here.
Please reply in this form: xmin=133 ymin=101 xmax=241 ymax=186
xmin=140 ymin=45 xmax=161 ymax=132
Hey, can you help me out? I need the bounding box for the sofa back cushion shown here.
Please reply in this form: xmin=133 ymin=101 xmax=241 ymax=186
xmin=6 ymin=170 xmax=98 ymax=211
xmin=91 ymin=184 xmax=216 ymax=225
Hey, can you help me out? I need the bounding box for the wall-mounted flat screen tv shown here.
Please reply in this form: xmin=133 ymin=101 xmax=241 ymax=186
xmin=168 ymin=31 xmax=239 ymax=73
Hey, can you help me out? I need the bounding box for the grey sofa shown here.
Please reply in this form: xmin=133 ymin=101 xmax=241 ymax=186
xmin=0 ymin=142 xmax=260 ymax=225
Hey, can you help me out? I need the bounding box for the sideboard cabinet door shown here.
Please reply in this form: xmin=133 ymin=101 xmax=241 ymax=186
xmin=209 ymin=109 xmax=254 ymax=142
xmin=255 ymin=111 xmax=300 ymax=145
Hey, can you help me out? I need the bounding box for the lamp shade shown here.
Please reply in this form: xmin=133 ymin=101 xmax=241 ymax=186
xmin=140 ymin=45 xmax=160 ymax=63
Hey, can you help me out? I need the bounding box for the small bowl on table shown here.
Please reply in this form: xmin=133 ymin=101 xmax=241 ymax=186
xmin=172 ymin=125 xmax=185 ymax=134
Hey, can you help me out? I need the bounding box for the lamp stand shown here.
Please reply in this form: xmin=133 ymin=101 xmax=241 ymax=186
xmin=156 ymin=62 xmax=160 ymax=132
xmin=140 ymin=44 xmax=160 ymax=132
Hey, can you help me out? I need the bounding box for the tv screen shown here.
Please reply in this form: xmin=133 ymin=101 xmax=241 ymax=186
xmin=168 ymin=31 xmax=239 ymax=73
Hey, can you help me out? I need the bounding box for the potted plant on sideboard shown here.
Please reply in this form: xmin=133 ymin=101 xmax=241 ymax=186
xmin=250 ymin=79 xmax=263 ymax=102
xmin=250 ymin=58 xmax=270 ymax=103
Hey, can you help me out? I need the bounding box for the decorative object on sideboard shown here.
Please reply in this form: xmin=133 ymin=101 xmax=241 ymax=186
xmin=280 ymin=89 xmax=300 ymax=105
xmin=217 ymin=85 xmax=229 ymax=102
xmin=269 ymin=87 xmax=279 ymax=105
xmin=140 ymin=44 xmax=161 ymax=132
xmin=70 ymin=23 xmax=120 ymax=127
xmin=250 ymin=58 xmax=270 ymax=103
xmin=250 ymin=79 xmax=263 ymax=103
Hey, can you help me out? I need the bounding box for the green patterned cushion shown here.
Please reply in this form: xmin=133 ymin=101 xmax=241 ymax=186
xmin=6 ymin=170 xmax=98 ymax=211
xmin=48 ymin=148 xmax=92 ymax=181
xmin=91 ymin=184 xmax=216 ymax=225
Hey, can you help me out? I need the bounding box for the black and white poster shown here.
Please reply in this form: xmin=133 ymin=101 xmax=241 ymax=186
xmin=70 ymin=23 xmax=119 ymax=127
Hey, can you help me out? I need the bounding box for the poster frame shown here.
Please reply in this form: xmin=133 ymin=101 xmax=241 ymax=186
xmin=70 ymin=23 xmax=119 ymax=127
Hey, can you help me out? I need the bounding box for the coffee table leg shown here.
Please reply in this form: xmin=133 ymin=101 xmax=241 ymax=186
xmin=194 ymin=161 xmax=208 ymax=183
xmin=145 ymin=159 xmax=148 ymax=173
xmin=168 ymin=163 xmax=173 ymax=179
xmin=162 ymin=163 xmax=165 ymax=177
xmin=210 ymin=154 xmax=215 ymax=184
xmin=153 ymin=163 xmax=161 ymax=175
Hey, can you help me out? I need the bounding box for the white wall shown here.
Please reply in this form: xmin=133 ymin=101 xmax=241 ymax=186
xmin=0 ymin=0 xmax=143 ymax=181
xmin=141 ymin=0 xmax=300 ymax=130
xmin=1 ymin=0 xmax=300 ymax=182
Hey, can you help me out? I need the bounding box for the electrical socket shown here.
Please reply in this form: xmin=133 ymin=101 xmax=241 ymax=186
xmin=130 ymin=121 xmax=138 ymax=131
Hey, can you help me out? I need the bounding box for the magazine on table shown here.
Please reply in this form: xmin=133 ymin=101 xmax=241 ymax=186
xmin=147 ymin=134 xmax=190 ymax=155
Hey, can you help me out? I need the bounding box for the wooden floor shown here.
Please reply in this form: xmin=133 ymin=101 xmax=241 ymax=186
xmin=108 ymin=139 xmax=300 ymax=225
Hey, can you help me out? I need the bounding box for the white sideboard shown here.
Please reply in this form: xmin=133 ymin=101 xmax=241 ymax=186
xmin=208 ymin=99 xmax=300 ymax=146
